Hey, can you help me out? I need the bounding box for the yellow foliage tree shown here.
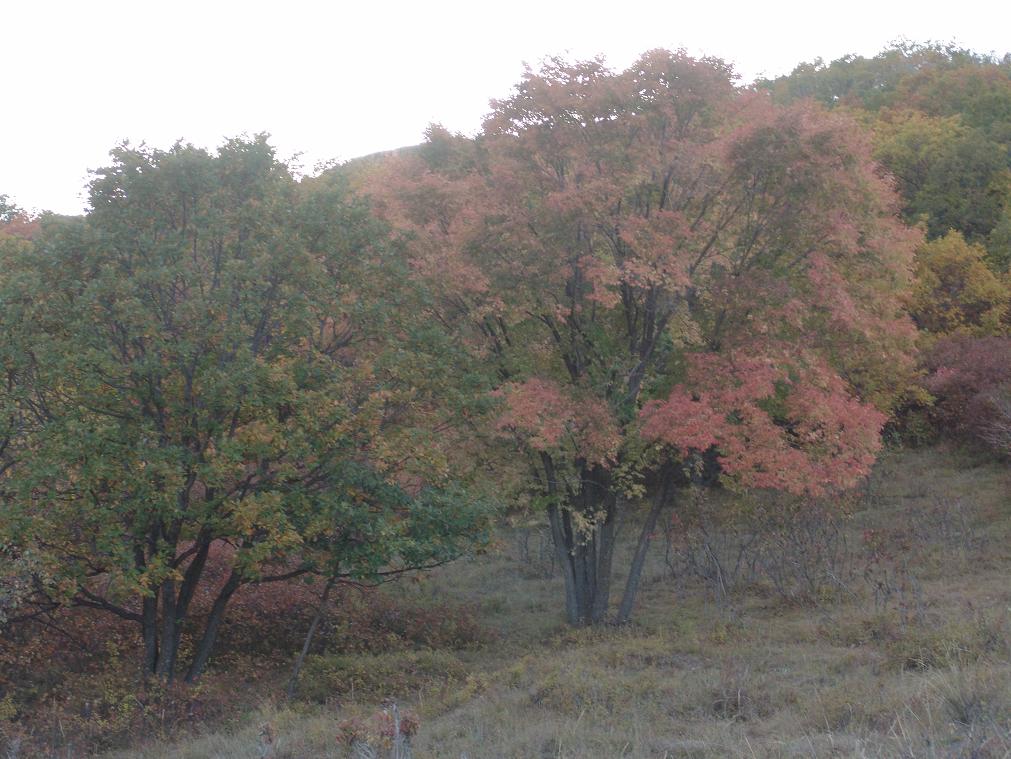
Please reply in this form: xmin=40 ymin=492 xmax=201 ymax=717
xmin=908 ymin=231 xmax=1010 ymax=336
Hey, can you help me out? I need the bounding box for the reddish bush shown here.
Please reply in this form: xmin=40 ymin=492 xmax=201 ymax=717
xmin=922 ymin=335 xmax=1011 ymax=451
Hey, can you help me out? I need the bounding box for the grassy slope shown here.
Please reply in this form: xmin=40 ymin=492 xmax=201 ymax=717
xmin=105 ymin=446 xmax=1011 ymax=758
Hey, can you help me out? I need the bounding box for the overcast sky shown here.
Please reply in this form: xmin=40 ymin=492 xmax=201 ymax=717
xmin=4 ymin=0 xmax=1010 ymax=215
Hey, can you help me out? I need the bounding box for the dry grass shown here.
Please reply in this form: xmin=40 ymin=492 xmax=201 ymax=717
xmin=79 ymin=447 xmax=1011 ymax=757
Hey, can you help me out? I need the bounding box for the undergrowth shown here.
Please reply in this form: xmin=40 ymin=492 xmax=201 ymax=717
xmin=2 ymin=446 xmax=1009 ymax=758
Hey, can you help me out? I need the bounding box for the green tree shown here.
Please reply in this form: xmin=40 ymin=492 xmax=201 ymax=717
xmin=0 ymin=195 xmax=23 ymax=224
xmin=873 ymin=111 xmax=1011 ymax=241
xmin=987 ymin=211 xmax=1011 ymax=271
xmin=898 ymin=63 xmax=1011 ymax=143
xmin=0 ymin=137 xmax=489 ymax=681
xmin=760 ymin=43 xmax=1002 ymax=112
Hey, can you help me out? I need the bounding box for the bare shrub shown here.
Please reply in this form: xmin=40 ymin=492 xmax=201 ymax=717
xmin=983 ymin=387 xmax=1011 ymax=458
xmin=663 ymin=490 xmax=760 ymax=601
xmin=664 ymin=491 xmax=858 ymax=605
xmin=754 ymin=502 xmax=858 ymax=603
xmin=909 ymin=496 xmax=984 ymax=558
xmin=512 ymin=526 xmax=556 ymax=579
xmin=860 ymin=532 xmax=927 ymax=627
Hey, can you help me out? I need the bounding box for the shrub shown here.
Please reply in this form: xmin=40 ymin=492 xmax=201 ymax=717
xmin=337 ymin=702 xmax=419 ymax=759
xmin=298 ymin=650 xmax=469 ymax=704
xmin=664 ymin=491 xmax=858 ymax=605
xmin=922 ymin=335 xmax=1011 ymax=452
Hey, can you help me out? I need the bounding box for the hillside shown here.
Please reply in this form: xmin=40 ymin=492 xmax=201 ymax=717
xmin=96 ymin=445 xmax=1010 ymax=759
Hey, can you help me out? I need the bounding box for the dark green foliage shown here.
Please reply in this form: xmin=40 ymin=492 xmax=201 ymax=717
xmin=0 ymin=136 xmax=491 ymax=682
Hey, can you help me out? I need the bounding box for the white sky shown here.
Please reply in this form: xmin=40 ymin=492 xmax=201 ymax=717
xmin=4 ymin=0 xmax=1010 ymax=215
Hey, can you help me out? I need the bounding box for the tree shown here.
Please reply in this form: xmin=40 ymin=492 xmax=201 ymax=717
xmin=897 ymin=63 xmax=1011 ymax=142
xmin=762 ymin=44 xmax=1011 ymax=264
xmin=0 ymin=195 xmax=22 ymax=224
xmin=371 ymin=51 xmax=917 ymax=626
xmin=907 ymin=231 xmax=1010 ymax=336
xmin=0 ymin=195 xmax=40 ymax=240
xmin=0 ymin=137 xmax=489 ymax=681
xmin=873 ymin=111 xmax=1011 ymax=241
xmin=759 ymin=43 xmax=996 ymax=111
xmin=987 ymin=211 xmax=1011 ymax=271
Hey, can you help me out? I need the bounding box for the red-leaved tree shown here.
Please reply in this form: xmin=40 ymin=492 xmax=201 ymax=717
xmin=370 ymin=51 xmax=918 ymax=625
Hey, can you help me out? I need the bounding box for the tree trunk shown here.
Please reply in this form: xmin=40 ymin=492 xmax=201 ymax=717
xmin=616 ymin=473 xmax=673 ymax=625
xmin=142 ymin=595 xmax=159 ymax=677
xmin=538 ymin=452 xmax=630 ymax=627
xmin=545 ymin=463 xmax=620 ymax=626
xmin=547 ymin=502 xmax=581 ymax=625
xmin=590 ymin=497 xmax=619 ymax=624
xmin=155 ymin=580 xmax=180 ymax=681
xmin=175 ymin=537 xmax=211 ymax=622
xmin=184 ymin=571 xmax=241 ymax=682
xmin=567 ymin=512 xmax=591 ymax=623
xmin=286 ymin=576 xmax=337 ymax=699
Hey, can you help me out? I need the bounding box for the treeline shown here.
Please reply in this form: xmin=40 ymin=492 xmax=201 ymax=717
xmin=0 ymin=43 xmax=1009 ymax=719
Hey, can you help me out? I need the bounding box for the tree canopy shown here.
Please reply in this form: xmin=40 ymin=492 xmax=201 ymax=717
xmin=369 ymin=50 xmax=918 ymax=625
xmin=0 ymin=137 xmax=490 ymax=681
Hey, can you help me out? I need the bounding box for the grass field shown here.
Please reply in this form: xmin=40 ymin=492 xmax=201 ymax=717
xmin=83 ymin=447 xmax=1011 ymax=757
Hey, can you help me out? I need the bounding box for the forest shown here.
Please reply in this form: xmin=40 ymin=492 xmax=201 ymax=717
xmin=1 ymin=42 xmax=1010 ymax=758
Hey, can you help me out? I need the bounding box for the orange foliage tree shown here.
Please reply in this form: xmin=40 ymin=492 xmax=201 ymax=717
xmin=373 ymin=51 xmax=918 ymax=625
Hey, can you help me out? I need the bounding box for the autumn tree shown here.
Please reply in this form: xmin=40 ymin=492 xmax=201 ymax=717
xmin=762 ymin=44 xmax=1011 ymax=262
xmin=0 ymin=137 xmax=490 ymax=681
xmin=907 ymin=231 xmax=1010 ymax=335
xmin=760 ymin=42 xmax=1008 ymax=117
xmin=0 ymin=195 xmax=40 ymax=241
xmin=372 ymin=52 xmax=917 ymax=626
xmin=873 ymin=110 xmax=1010 ymax=241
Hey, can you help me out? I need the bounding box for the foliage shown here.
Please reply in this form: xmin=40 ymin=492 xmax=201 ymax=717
xmin=0 ymin=136 xmax=491 ymax=683
xmin=765 ymin=45 xmax=1011 ymax=451
xmin=369 ymin=50 xmax=916 ymax=625
xmin=760 ymin=43 xmax=1011 ymax=120
xmin=762 ymin=43 xmax=1011 ymax=271
xmin=873 ymin=111 xmax=1011 ymax=241
xmin=987 ymin=210 xmax=1011 ymax=271
xmin=907 ymin=231 xmax=1010 ymax=335
xmin=922 ymin=335 xmax=1011 ymax=452
xmin=214 ymin=572 xmax=490 ymax=661
xmin=0 ymin=198 xmax=39 ymax=245
xmin=898 ymin=61 xmax=1011 ymax=141
xmin=876 ymin=71 xmax=1011 ymax=253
